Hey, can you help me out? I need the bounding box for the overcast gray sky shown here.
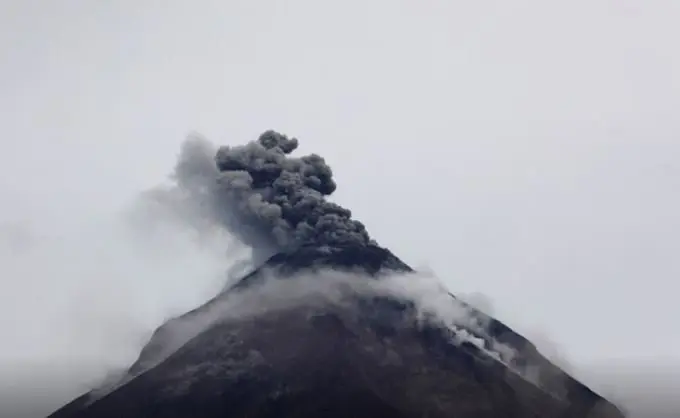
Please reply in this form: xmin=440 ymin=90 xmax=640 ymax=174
xmin=1 ymin=1 xmax=679 ymax=415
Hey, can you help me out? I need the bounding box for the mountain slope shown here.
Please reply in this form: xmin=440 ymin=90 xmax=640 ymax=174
xmin=48 ymin=244 xmax=625 ymax=418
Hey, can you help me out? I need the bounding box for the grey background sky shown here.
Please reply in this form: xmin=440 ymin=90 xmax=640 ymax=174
xmin=1 ymin=1 xmax=679 ymax=414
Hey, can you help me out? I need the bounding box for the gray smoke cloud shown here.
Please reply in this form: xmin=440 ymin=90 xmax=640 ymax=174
xmin=172 ymin=130 xmax=374 ymax=258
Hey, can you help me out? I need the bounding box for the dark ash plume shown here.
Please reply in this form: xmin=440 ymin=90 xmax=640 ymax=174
xmin=172 ymin=130 xmax=375 ymax=255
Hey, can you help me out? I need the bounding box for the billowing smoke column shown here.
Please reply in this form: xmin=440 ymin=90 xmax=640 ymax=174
xmin=172 ymin=130 xmax=375 ymax=258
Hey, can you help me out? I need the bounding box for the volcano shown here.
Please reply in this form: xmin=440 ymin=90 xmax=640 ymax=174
xmin=48 ymin=131 xmax=625 ymax=418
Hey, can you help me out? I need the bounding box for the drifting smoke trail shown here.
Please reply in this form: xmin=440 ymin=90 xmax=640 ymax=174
xmin=171 ymin=131 xmax=374 ymax=257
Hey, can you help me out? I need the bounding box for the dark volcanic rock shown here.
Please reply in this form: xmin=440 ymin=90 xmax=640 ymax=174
xmin=49 ymin=244 xmax=625 ymax=418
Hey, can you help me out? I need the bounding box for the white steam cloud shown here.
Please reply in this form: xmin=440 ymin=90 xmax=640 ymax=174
xmin=111 ymin=267 xmax=521 ymax=381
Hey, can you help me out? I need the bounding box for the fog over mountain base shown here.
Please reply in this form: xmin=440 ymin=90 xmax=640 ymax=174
xmin=0 ymin=186 xmax=246 ymax=417
xmin=0 ymin=136 xmax=677 ymax=418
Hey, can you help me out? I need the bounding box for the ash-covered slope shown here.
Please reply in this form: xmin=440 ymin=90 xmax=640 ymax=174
xmin=49 ymin=131 xmax=625 ymax=418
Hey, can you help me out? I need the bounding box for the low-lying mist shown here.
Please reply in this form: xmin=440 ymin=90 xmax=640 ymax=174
xmin=0 ymin=185 xmax=249 ymax=417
